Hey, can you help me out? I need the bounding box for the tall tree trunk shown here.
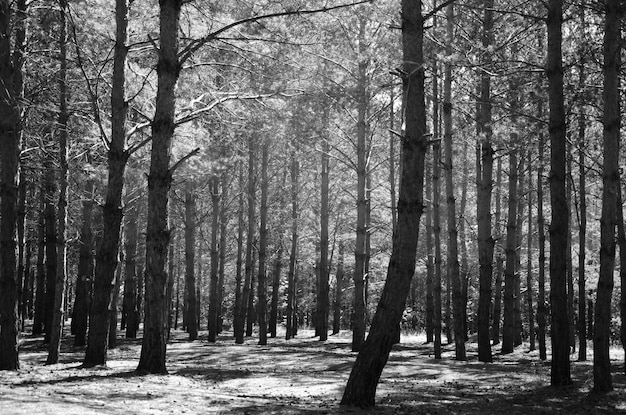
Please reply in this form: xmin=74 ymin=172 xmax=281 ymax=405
xmin=123 ymin=197 xmax=138 ymax=339
xmin=217 ymin=175 xmax=228 ymax=335
xmin=425 ymin=154 xmax=435 ymax=344
xmin=433 ymin=142 xmax=443 ymax=358
xmin=617 ymin=186 xmax=626 ymax=374
xmin=47 ymin=0 xmax=69 ymax=364
xmin=84 ymin=0 xmax=131 ymax=367
xmin=492 ymin=156 xmax=504 ymax=345
xmin=459 ymin=141 xmax=470 ymax=342
xmin=333 ymin=241 xmax=345 ymax=335
xmin=73 ymin=177 xmax=95 ymax=346
xmin=0 ymin=0 xmax=26 ymax=370
xmin=269 ymin=172 xmax=285 ymax=338
xmin=593 ymin=0 xmax=621 ymax=393
xmin=526 ymin=149 xmax=536 ymax=351
xmin=477 ymin=0 xmax=495 ymax=363
xmin=244 ymin=137 xmax=256 ymax=338
xmin=16 ymin=173 xmax=26 ymax=330
xmin=33 ymin=186 xmax=46 ymax=336
xmin=208 ymin=177 xmax=220 ymax=342
xmin=257 ymin=142 xmax=269 ymax=345
xmin=319 ymin=129 xmax=330 ymax=342
xmin=185 ymin=181 xmax=198 ymax=341
xmin=389 ymin=88 xmax=397 ymax=233
xmin=502 ymin=149 xmax=518 ymax=354
xmin=547 ymin=0 xmax=572 ymax=386
xmin=286 ymin=153 xmax=299 ymax=340
xmin=234 ymin=166 xmax=245 ymax=343
xmin=341 ymin=0 xmax=427 ymax=405
xmin=137 ymin=0 xmax=182 ymax=374
xmin=443 ymin=3 xmax=465 ymax=360
xmin=43 ymin=158 xmax=57 ymax=345
xmin=514 ymin=152 xmax=524 ymax=348
xmin=108 ymin=254 xmax=123 ymax=349
xmin=566 ymin=141 xmax=575 ymax=353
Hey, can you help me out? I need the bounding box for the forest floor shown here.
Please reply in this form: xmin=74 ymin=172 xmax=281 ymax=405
xmin=1 ymin=327 xmax=625 ymax=414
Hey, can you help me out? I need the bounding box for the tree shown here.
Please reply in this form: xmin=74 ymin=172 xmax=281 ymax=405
xmin=502 ymin=149 xmax=518 ymax=355
xmin=185 ymin=180 xmax=198 ymax=341
xmin=341 ymin=0 xmax=428 ymax=406
xmin=0 ymin=0 xmax=26 ymax=371
xmin=547 ymin=0 xmax=571 ymax=387
xmin=593 ymin=0 xmax=621 ymax=393
xmin=257 ymin=141 xmax=269 ymax=346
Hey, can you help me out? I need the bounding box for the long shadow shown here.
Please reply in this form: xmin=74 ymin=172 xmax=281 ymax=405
xmin=11 ymin=369 xmax=147 ymax=387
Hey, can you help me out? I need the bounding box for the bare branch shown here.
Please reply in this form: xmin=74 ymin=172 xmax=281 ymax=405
xmin=169 ymin=147 xmax=201 ymax=174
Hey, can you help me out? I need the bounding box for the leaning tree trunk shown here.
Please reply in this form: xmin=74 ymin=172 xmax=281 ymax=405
xmin=476 ymin=0 xmax=495 ymax=363
xmin=84 ymin=0 xmax=131 ymax=367
xmin=341 ymin=1 xmax=427 ymax=406
xmin=593 ymin=0 xmax=620 ymax=393
xmin=0 ymin=0 xmax=26 ymax=371
xmin=137 ymin=0 xmax=182 ymax=374
xmin=547 ymin=0 xmax=572 ymax=386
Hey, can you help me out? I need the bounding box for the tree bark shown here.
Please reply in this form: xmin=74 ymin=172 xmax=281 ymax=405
xmin=425 ymin=151 xmax=434 ymax=344
xmin=526 ymin=149 xmax=536 ymax=351
xmin=319 ymin=130 xmax=330 ymax=342
xmin=234 ymin=166 xmax=245 ymax=343
xmin=341 ymin=0 xmax=427 ymax=405
xmin=257 ymin=142 xmax=270 ymax=345
xmin=476 ymin=0 xmax=495 ymax=363
xmin=502 ymin=149 xmax=518 ymax=354
xmin=84 ymin=0 xmax=131 ymax=367
xmin=433 ymin=141 xmax=443 ymax=358
xmin=0 ymin=0 xmax=26 ymax=370
xmin=43 ymin=159 xmax=57 ymax=345
xmin=185 ymin=180 xmax=198 ymax=341
xmin=137 ymin=0 xmax=182 ymax=374
xmin=244 ymin=137 xmax=256 ymax=338
xmin=547 ymin=0 xmax=572 ymax=386
xmin=333 ymin=241 xmax=345 ymax=335
xmin=33 ymin=186 xmax=46 ymax=336
xmin=286 ymin=153 xmax=299 ymax=340
xmin=593 ymin=0 xmax=620 ymax=393
xmin=492 ymin=156 xmax=503 ymax=345
xmin=73 ymin=177 xmax=94 ymax=346
xmin=123 ymin=195 xmax=138 ymax=339
xmin=536 ymin=54 xmax=547 ymax=361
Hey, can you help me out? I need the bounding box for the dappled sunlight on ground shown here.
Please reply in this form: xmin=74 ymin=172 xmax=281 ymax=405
xmin=0 ymin=327 xmax=624 ymax=414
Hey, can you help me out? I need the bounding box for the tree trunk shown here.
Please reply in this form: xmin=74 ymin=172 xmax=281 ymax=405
xmin=33 ymin=186 xmax=46 ymax=336
xmin=257 ymin=142 xmax=270 ymax=345
xmin=137 ymin=0 xmax=182 ymax=374
xmin=123 ymin=196 xmax=138 ymax=339
xmin=286 ymin=153 xmax=299 ymax=340
xmin=566 ymin=141 xmax=575 ymax=353
xmin=208 ymin=178 xmax=219 ymax=341
xmin=244 ymin=137 xmax=256 ymax=338
xmin=43 ymin=159 xmax=57 ymax=345
xmin=502 ymin=149 xmax=518 ymax=354
xmin=0 ymin=0 xmax=26 ymax=370
xmin=16 ymin=173 xmax=26 ymax=331
xmin=341 ymin=1 xmax=427 ymax=405
xmin=425 ymin=150 xmax=434 ymax=344
xmin=526 ymin=149 xmax=536 ymax=352
xmin=84 ymin=0 xmax=130 ymax=367
xmin=389 ymin=88 xmax=397 ymax=233
xmin=593 ymin=0 xmax=620 ymax=393
xmin=234 ymin=166 xmax=245 ymax=343
xmin=108 ymin=255 xmax=123 ymax=349
xmin=443 ymin=3 xmax=465 ymax=360
xmin=333 ymin=241 xmax=345 ymax=335
xmin=217 ymin=175 xmax=228 ymax=335
xmin=492 ymin=156 xmax=503 ymax=345
xmin=433 ymin=141 xmax=443 ymax=358
xmin=617 ymin=186 xmax=626 ymax=374
xmin=514 ymin=152 xmax=524 ymax=348
xmin=547 ymin=0 xmax=572 ymax=386
xmin=459 ymin=141 xmax=470 ymax=342
xmin=185 ymin=181 xmax=198 ymax=341
xmin=477 ymin=0 xmax=495 ymax=363
xmin=536 ymin=57 xmax=547 ymax=361
xmin=577 ymin=1 xmax=587 ymax=362
xmin=73 ymin=177 xmax=95 ymax=346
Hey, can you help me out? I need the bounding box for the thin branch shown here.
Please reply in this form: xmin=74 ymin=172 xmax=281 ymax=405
xmin=169 ymin=147 xmax=201 ymax=174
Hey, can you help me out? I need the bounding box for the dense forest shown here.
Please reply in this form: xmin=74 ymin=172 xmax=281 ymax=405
xmin=0 ymin=0 xmax=625 ymax=412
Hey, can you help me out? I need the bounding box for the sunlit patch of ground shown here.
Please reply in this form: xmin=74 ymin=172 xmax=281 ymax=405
xmin=0 ymin=327 xmax=624 ymax=414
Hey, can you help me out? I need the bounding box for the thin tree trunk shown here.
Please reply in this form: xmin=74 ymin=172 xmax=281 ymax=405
xmin=257 ymin=142 xmax=269 ymax=345
xmin=137 ymin=0 xmax=182 ymax=374
xmin=84 ymin=0 xmax=131 ymax=367
xmin=527 ymin=149 xmax=536 ymax=351
xmin=185 ymin=181 xmax=198 ymax=341
xmin=319 ymin=131 xmax=330 ymax=342
xmin=477 ymin=0 xmax=495 ymax=363
xmin=43 ymin=157 xmax=57 ymax=345
xmin=33 ymin=186 xmax=46 ymax=336
xmin=124 ymin=197 xmax=138 ymax=339
xmin=333 ymin=241 xmax=345 ymax=335
xmin=269 ymin=172 xmax=285 ymax=338
xmin=341 ymin=1 xmax=427 ymax=405
xmin=566 ymin=141 xmax=575 ymax=353
xmin=286 ymin=153 xmax=299 ymax=340
xmin=492 ymin=156 xmax=504 ymax=345
xmin=389 ymin=88 xmax=397 ymax=233
xmin=514 ymin=152 xmax=524 ymax=348
xmin=244 ymin=138 xmax=256 ymax=338
xmin=208 ymin=177 xmax=219 ymax=342
xmin=547 ymin=0 xmax=572 ymax=386
xmin=108 ymin=254 xmax=123 ymax=349
xmin=502 ymin=149 xmax=518 ymax=355
xmin=617 ymin=186 xmax=626 ymax=374
xmin=433 ymin=141 xmax=443 ymax=358
xmin=459 ymin=141 xmax=470 ymax=342
xmin=593 ymin=0 xmax=620 ymax=393
xmin=234 ymin=166 xmax=245 ymax=343
xmin=425 ymin=154 xmax=435 ymax=344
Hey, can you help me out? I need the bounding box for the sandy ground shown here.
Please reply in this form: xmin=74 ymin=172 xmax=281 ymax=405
xmin=1 ymin=328 xmax=625 ymax=414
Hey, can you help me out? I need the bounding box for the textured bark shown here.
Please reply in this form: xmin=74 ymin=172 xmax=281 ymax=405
xmin=46 ymin=0 xmax=69 ymax=364
xmin=217 ymin=175 xmax=228 ymax=335
xmin=492 ymin=157 xmax=503 ymax=344
xmin=536 ymin=61 xmax=547 ymax=361
xmin=514 ymin=152 xmax=524 ymax=348
xmin=33 ymin=187 xmax=46 ymax=336
xmin=286 ymin=153 xmax=299 ymax=340
xmin=108 ymin=256 xmax=123 ymax=349
xmin=73 ymin=182 xmax=95 ymax=347
xmin=526 ymin=150 xmax=536 ymax=351
xmin=577 ymin=2 xmax=587 ymax=362
xmin=208 ymin=177 xmax=219 ymax=342
xmin=459 ymin=141 xmax=470 ymax=341
xmin=341 ymin=0 xmax=426 ymax=405
xmin=389 ymin=89 xmax=397 ymax=233
xmin=0 ymin=0 xmax=26 ymax=370
xmin=16 ymin=174 xmax=26 ymax=330
xmin=476 ymin=0 xmax=495 ymax=363
xmin=257 ymin=142 xmax=270 ymax=345
xmin=433 ymin=142 xmax=443 ymax=358
xmin=137 ymin=0 xmax=182 ymax=374
xmin=593 ymin=0 xmax=620 ymax=393
xmin=502 ymin=149 xmax=518 ymax=355
xmin=43 ymin=160 xmax=57 ymax=344
xmin=547 ymin=0 xmax=572 ymax=386
xmin=84 ymin=0 xmax=130 ymax=367
xmin=244 ymin=138 xmax=256 ymax=338
xmin=617 ymin=186 xmax=626 ymax=373
xmin=318 ymin=131 xmax=330 ymax=342
xmin=234 ymin=167 xmax=245 ymax=343
xmin=185 ymin=181 xmax=198 ymax=341
xmin=352 ymin=15 xmax=368 ymax=352
xmin=333 ymin=241 xmax=345 ymax=335
xmin=123 ymin=199 xmax=138 ymax=339
xmin=269 ymin=173 xmax=285 ymax=338
xmin=443 ymin=3 xmax=465 ymax=360
xmin=425 ymin=155 xmax=434 ymax=343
